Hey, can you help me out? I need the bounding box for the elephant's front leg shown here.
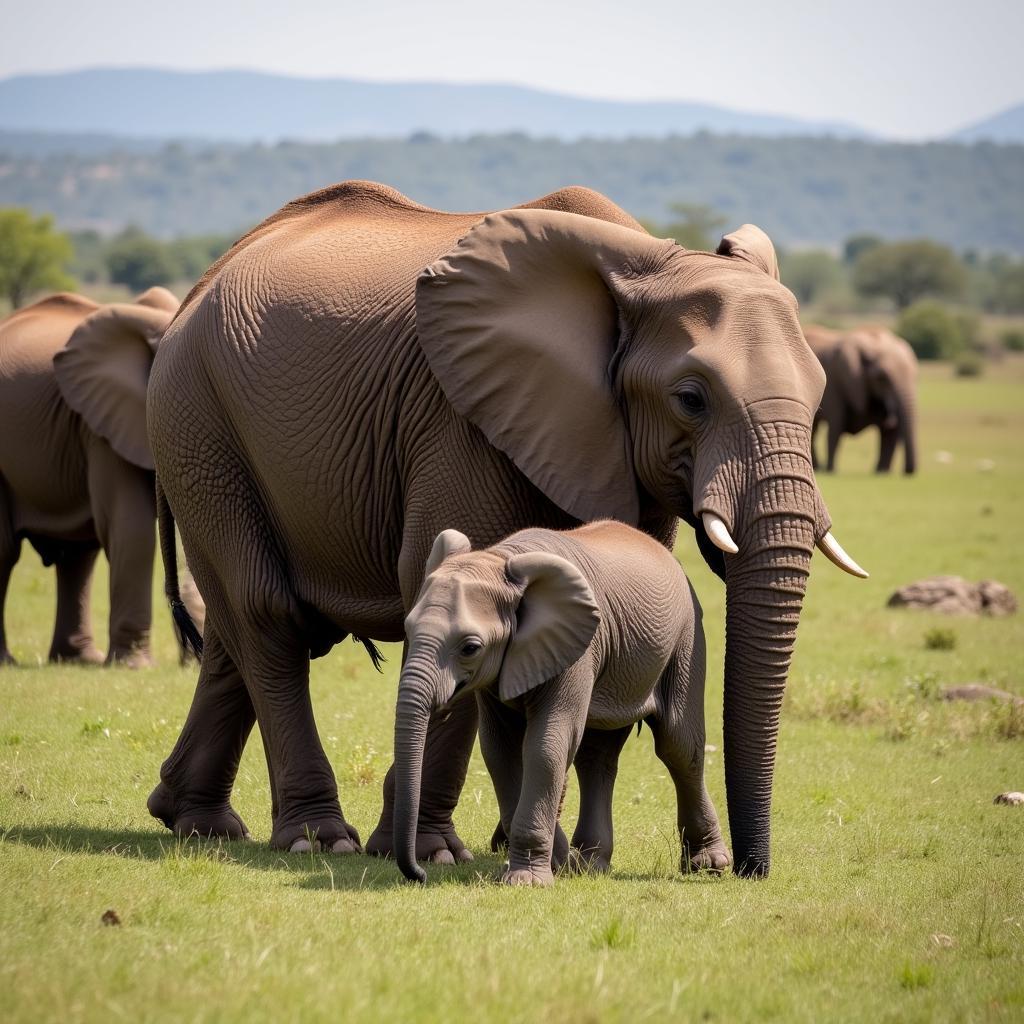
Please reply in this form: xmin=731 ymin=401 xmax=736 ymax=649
xmin=504 ymin=681 xmax=589 ymax=887
xmin=0 ymin=494 xmax=19 ymax=665
xmin=367 ymin=695 xmax=476 ymax=864
xmin=87 ymin=442 xmax=155 ymax=667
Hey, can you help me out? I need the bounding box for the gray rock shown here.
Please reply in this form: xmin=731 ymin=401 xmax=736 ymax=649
xmin=888 ymin=576 xmax=1017 ymax=616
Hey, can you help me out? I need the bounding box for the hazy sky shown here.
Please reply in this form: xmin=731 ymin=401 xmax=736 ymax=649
xmin=2 ymin=0 xmax=1021 ymax=138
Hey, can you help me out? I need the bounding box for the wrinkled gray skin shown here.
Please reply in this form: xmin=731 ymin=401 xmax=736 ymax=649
xmin=805 ymin=325 xmax=918 ymax=475
xmin=148 ymin=181 xmax=853 ymax=877
xmin=0 ymin=287 xmax=195 ymax=667
xmin=395 ymin=523 xmax=731 ymax=886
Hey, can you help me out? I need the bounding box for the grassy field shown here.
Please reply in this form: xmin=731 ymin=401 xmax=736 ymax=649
xmin=1 ymin=359 xmax=1022 ymax=1023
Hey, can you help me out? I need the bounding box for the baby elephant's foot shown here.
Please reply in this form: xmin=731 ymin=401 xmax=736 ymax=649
xmin=683 ymin=841 xmax=732 ymax=875
xmin=500 ymin=864 xmax=555 ymax=887
xmin=289 ymin=822 xmax=362 ymax=855
xmin=147 ymin=781 xmax=251 ymax=840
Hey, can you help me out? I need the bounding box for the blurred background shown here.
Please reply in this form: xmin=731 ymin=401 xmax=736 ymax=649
xmin=1 ymin=0 xmax=1022 ymax=364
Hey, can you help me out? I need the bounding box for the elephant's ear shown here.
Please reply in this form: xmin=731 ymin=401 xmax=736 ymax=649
xmin=53 ymin=303 xmax=173 ymax=470
xmin=498 ymin=551 xmax=600 ymax=702
xmin=133 ymin=286 xmax=180 ymax=315
xmin=424 ymin=529 xmax=473 ymax=577
xmin=834 ymin=334 xmax=870 ymax=418
xmin=716 ymin=224 xmax=780 ymax=281
xmin=416 ymin=209 xmax=677 ymax=527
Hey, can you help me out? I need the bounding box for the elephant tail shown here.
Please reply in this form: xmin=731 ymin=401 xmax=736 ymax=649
xmin=156 ymin=477 xmax=204 ymax=661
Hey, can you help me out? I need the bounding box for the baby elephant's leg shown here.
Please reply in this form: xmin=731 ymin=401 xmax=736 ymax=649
xmin=504 ymin=680 xmax=589 ymax=887
xmin=652 ymin=648 xmax=731 ymax=875
xmin=570 ymin=725 xmax=632 ymax=873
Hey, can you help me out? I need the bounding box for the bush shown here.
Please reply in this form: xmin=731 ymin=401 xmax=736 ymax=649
xmin=954 ymin=352 xmax=984 ymax=377
xmin=924 ymin=627 xmax=957 ymax=651
xmin=897 ymin=302 xmax=967 ymax=360
xmin=106 ymin=228 xmax=179 ymax=291
xmin=1000 ymin=327 xmax=1024 ymax=352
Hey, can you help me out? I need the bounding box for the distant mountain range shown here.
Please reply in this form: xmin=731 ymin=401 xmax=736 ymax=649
xmin=951 ymin=104 xmax=1024 ymax=144
xmin=0 ymin=68 xmax=873 ymax=142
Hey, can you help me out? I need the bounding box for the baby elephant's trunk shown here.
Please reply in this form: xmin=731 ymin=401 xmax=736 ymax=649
xmin=393 ymin=688 xmax=431 ymax=883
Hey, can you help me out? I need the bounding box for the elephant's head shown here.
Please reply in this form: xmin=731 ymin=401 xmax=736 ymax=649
xmin=394 ymin=529 xmax=599 ymax=883
xmin=416 ymin=212 xmax=866 ymax=877
xmin=53 ymin=288 xmax=180 ymax=470
xmin=839 ymin=328 xmax=918 ymax=474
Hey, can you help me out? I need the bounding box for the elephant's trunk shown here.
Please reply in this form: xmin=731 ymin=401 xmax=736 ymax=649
xmin=717 ymin=428 xmax=816 ymax=878
xmin=393 ymin=668 xmax=434 ymax=883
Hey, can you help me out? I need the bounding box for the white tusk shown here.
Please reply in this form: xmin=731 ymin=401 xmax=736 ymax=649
xmin=816 ymin=531 xmax=869 ymax=579
xmin=702 ymin=511 xmax=739 ymax=555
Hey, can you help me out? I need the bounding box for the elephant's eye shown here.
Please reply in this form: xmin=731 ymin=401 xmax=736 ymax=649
xmin=678 ymin=387 xmax=707 ymax=416
xmin=459 ymin=640 xmax=483 ymax=657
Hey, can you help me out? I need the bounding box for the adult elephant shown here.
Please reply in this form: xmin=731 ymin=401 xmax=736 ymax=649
xmin=0 ymin=287 xmax=190 ymax=667
xmin=805 ymin=325 xmax=918 ymax=475
xmin=148 ymin=181 xmax=865 ymax=878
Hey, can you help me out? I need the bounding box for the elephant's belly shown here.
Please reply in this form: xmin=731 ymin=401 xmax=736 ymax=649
xmin=585 ymin=689 xmax=659 ymax=730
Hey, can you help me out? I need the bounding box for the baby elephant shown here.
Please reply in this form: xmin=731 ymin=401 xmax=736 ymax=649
xmin=393 ymin=521 xmax=730 ymax=885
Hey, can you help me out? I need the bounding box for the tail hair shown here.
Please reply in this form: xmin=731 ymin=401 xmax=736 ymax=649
xmin=157 ymin=477 xmax=204 ymax=661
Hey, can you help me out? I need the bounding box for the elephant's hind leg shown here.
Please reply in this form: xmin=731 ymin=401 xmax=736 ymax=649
xmin=569 ymin=725 xmax=632 ymax=873
xmin=0 ymin=483 xmax=21 ymax=665
xmin=651 ymin=645 xmax=730 ymax=875
xmin=148 ymin=623 xmax=255 ymax=841
xmin=48 ymin=542 xmax=104 ymax=665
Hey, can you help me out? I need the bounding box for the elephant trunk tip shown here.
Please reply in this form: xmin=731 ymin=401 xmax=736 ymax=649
xmin=400 ymin=860 xmax=428 ymax=884
xmin=733 ymin=856 xmax=770 ymax=880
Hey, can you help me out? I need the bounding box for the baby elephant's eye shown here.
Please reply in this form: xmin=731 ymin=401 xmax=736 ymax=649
xmin=460 ymin=640 xmax=483 ymax=657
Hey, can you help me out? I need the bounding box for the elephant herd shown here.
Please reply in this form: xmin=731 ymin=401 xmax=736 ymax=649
xmin=0 ymin=181 xmax=917 ymax=883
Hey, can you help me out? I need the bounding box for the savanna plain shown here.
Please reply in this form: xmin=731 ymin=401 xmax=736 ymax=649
xmin=0 ymin=360 xmax=1021 ymax=1023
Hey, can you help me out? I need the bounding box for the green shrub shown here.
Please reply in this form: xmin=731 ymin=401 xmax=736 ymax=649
xmin=954 ymin=352 xmax=984 ymax=377
xmin=897 ymin=302 xmax=967 ymax=360
xmin=924 ymin=628 xmax=957 ymax=651
xmin=1000 ymin=327 xmax=1024 ymax=352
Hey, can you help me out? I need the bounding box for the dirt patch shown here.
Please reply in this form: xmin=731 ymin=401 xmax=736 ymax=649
xmin=887 ymin=576 xmax=1017 ymax=616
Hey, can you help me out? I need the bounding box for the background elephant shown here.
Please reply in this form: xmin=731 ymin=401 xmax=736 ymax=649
xmin=393 ymin=524 xmax=730 ymax=887
xmin=148 ymin=180 xmax=864 ymax=878
xmin=0 ymin=287 xmax=191 ymax=666
xmin=805 ymin=324 xmax=919 ymax=474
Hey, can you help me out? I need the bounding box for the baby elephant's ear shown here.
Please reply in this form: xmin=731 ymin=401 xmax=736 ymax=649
xmin=424 ymin=529 xmax=473 ymax=577
xmin=499 ymin=552 xmax=600 ymax=702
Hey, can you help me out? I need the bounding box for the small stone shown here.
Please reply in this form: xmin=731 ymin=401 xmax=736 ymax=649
xmin=993 ymin=792 xmax=1024 ymax=806
xmin=101 ymin=909 xmax=121 ymax=926
xmin=941 ymin=684 xmax=1023 ymax=705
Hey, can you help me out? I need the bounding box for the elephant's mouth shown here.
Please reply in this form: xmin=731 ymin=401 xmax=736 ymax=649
xmin=438 ymin=678 xmax=471 ymax=715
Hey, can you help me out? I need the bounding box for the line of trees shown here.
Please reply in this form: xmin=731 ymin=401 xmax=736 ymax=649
xmin=2 ymin=204 xmax=1023 ymax=363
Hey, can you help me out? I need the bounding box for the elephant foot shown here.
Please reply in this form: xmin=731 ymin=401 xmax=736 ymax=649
xmin=683 ymin=841 xmax=731 ymax=875
xmin=366 ymin=821 xmax=473 ymax=865
xmin=567 ymin=845 xmax=612 ymax=874
xmin=106 ymin=645 xmax=153 ymax=670
xmin=288 ymin=823 xmax=362 ymax=855
xmin=147 ymin=781 xmax=251 ymax=840
xmin=271 ymin=815 xmax=361 ymax=854
xmin=491 ymin=820 xmax=568 ymax=871
xmin=500 ymin=862 xmax=554 ymax=887
xmin=49 ymin=645 xmax=105 ymax=666
xmin=0 ymin=648 xmax=16 ymax=667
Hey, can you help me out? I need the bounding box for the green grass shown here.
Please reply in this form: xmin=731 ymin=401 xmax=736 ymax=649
xmin=1 ymin=359 xmax=1022 ymax=1023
